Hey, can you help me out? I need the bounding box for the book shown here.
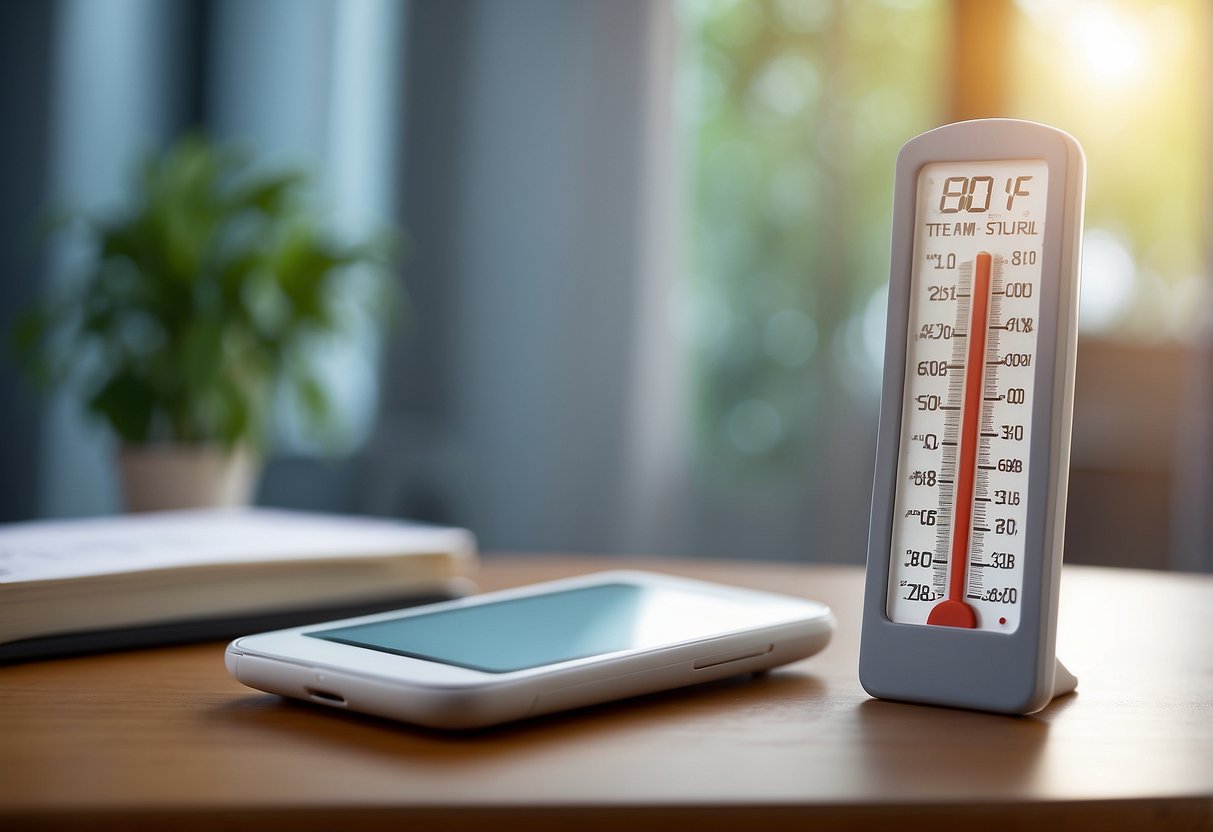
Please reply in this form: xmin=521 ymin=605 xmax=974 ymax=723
xmin=0 ymin=508 xmax=477 ymax=661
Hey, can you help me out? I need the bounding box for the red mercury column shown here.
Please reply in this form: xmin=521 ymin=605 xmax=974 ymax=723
xmin=927 ymin=251 xmax=992 ymax=628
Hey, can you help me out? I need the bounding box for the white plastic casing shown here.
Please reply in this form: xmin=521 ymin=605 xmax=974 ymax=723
xmin=227 ymin=570 xmax=835 ymax=729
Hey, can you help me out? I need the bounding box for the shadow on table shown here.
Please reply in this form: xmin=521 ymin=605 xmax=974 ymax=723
xmin=844 ymin=697 xmax=1054 ymax=801
xmin=208 ymin=667 xmax=828 ymax=756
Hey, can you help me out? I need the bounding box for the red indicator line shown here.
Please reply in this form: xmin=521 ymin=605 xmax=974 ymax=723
xmin=928 ymin=252 xmax=991 ymax=629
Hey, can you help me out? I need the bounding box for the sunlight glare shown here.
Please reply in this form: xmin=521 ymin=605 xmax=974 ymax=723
xmin=1067 ymin=3 xmax=1150 ymax=88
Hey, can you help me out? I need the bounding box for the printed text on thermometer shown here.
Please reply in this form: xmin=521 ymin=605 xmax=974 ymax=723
xmin=887 ymin=160 xmax=1048 ymax=633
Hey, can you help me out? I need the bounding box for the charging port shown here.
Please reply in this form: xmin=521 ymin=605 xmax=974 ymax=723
xmin=305 ymin=688 xmax=347 ymax=706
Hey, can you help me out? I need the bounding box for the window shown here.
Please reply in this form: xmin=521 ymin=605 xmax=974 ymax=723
xmin=677 ymin=0 xmax=1210 ymax=566
xmin=679 ymin=0 xmax=946 ymax=472
xmin=677 ymin=0 xmax=946 ymax=559
xmin=1012 ymin=0 xmax=1207 ymax=340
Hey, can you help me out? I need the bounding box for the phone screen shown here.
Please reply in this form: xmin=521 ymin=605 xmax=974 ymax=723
xmin=307 ymin=582 xmax=771 ymax=673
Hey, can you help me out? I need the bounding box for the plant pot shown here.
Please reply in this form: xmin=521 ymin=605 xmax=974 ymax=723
xmin=117 ymin=444 xmax=260 ymax=512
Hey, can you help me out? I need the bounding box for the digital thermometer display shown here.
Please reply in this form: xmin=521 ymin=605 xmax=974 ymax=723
xmin=888 ymin=160 xmax=1048 ymax=633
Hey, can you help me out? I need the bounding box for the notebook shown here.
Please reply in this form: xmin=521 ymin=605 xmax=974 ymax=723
xmin=0 ymin=508 xmax=477 ymax=661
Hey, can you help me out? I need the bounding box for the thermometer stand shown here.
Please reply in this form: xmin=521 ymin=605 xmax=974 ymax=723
xmin=1052 ymin=659 xmax=1077 ymax=699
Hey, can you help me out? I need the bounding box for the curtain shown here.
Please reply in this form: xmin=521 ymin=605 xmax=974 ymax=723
xmin=366 ymin=1 xmax=686 ymax=553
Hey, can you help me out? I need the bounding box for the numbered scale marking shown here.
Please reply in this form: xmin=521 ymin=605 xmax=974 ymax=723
xmin=887 ymin=159 xmax=1047 ymax=633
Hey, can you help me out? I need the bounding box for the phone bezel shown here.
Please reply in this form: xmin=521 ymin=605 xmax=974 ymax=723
xmin=228 ymin=570 xmax=834 ymax=692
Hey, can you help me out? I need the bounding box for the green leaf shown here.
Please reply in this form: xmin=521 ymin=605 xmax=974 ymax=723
xmin=181 ymin=321 xmax=224 ymax=389
xmin=228 ymin=170 xmax=307 ymax=214
xmin=88 ymin=374 xmax=158 ymax=442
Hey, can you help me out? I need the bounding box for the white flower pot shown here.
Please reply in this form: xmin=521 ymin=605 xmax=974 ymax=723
xmin=117 ymin=445 xmax=260 ymax=512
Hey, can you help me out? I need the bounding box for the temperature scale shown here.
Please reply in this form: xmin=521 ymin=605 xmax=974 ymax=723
xmin=859 ymin=119 xmax=1084 ymax=714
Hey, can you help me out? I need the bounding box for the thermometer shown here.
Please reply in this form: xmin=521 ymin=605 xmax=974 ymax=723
xmin=860 ymin=120 xmax=1084 ymax=714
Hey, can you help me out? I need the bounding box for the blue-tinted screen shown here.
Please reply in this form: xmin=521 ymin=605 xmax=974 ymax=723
xmin=309 ymin=584 xmax=649 ymax=673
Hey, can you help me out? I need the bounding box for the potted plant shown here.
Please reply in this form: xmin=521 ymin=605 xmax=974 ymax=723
xmin=13 ymin=135 xmax=400 ymax=511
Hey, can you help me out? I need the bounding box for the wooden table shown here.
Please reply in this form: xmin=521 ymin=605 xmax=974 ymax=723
xmin=2 ymin=557 xmax=1212 ymax=831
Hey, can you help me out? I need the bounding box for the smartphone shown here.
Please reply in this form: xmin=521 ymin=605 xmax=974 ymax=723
xmin=225 ymin=570 xmax=834 ymax=729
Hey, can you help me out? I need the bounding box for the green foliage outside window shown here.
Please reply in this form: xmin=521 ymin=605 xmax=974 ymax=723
xmin=681 ymin=0 xmax=1206 ymax=481
xmin=679 ymin=0 xmax=946 ymax=472
xmin=1011 ymin=0 xmax=1207 ymax=339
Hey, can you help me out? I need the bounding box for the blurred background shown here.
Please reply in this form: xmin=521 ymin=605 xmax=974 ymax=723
xmin=1 ymin=0 xmax=1210 ymax=571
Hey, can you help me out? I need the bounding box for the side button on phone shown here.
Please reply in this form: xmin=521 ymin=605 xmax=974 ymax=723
xmin=692 ymin=645 xmax=773 ymax=670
